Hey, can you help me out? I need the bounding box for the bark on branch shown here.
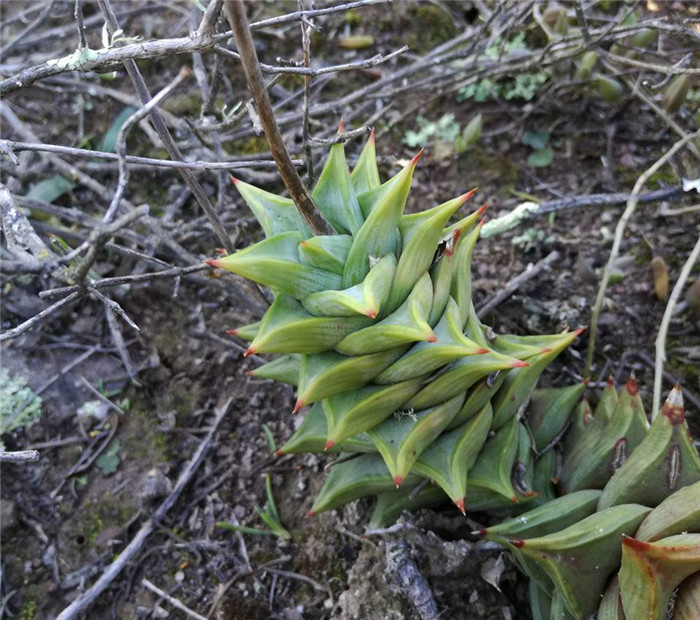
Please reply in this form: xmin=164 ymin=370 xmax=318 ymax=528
xmin=223 ymin=0 xmax=332 ymax=236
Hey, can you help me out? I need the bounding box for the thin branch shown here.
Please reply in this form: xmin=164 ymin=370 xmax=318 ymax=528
xmin=74 ymin=0 xmax=88 ymax=49
xmin=0 ymin=292 xmax=83 ymax=342
xmin=531 ymin=185 xmax=685 ymax=217
xmin=39 ymin=265 xmax=210 ymax=299
xmin=141 ymin=579 xmax=209 ymax=620
xmin=214 ymin=44 xmax=409 ymax=76
xmin=223 ymin=0 xmax=332 ymax=235
xmin=300 ymin=0 xmax=314 ymax=186
xmin=584 ymin=130 xmax=700 ymax=380
xmin=653 ymin=234 xmax=700 ymax=419
xmin=0 ymin=139 xmax=298 ymax=171
xmin=0 ymin=450 xmax=40 ymax=463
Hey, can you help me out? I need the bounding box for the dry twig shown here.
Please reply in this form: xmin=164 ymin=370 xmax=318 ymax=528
xmin=585 ymin=129 xmax=700 ymax=380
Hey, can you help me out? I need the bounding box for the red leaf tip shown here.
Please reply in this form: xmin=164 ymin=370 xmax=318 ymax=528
xmin=243 ymin=346 xmax=255 ymax=358
xmin=229 ymin=174 xmax=239 ymax=186
xmin=455 ymin=498 xmax=466 ymax=515
xmin=410 ymin=148 xmax=424 ymax=167
xmin=225 ymin=328 xmax=238 ymax=336
xmin=275 ymin=449 xmax=284 ymax=456
xmin=574 ymin=326 xmax=587 ymax=336
xmin=621 ymin=535 xmax=650 ymax=551
xmin=369 ymin=127 xmax=376 ymax=143
xmin=292 ymin=400 xmax=304 ymax=414
xmin=305 ymin=510 xmax=316 ymax=519
xmin=394 ymin=476 xmax=404 ymax=488
xmin=511 ymin=360 xmax=530 ymax=368
xmin=473 ymin=528 xmax=488 ymax=536
xmin=338 ymin=118 xmax=345 ymax=134
xmin=205 ymin=259 xmax=222 ymax=268
xmin=625 ymin=376 xmax=639 ymax=396
xmin=458 ymin=188 xmax=478 ymax=204
xmin=324 ymin=440 xmax=335 ymax=451
xmin=427 ymin=331 xmax=438 ymax=343
xmin=510 ymin=538 xmax=525 ymax=548
xmin=477 ymin=202 xmax=488 ymax=216
xmin=365 ymin=309 xmax=378 ymax=319
xmin=477 ymin=348 xmax=489 ymax=355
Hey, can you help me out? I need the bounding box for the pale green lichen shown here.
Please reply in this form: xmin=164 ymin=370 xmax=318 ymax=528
xmin=0 ymin=370 xmax=42 ymax=439
xmin=480 ymin=201 xmax=540 ymax=239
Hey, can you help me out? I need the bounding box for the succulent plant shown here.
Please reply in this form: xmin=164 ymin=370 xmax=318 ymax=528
xmin=207 ymin=129 xmax=700 ymax=619
xmin=208 ymin=127 xmax=581 ymax=519
xmin=480 ymin=383 xmax=700 ymax=620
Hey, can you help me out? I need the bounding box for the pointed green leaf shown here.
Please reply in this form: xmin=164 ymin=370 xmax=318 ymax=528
xmin=512 ymin=504 xmax=651 ymax=619
xmin=232 ymin=177 xmax=313 ymax=238
xmin=561 ymin=377 xmax=649 ymax=493
xmin=350 ymin=129 xmax=380 ymax=195
xmin=227 ymin=320 xmax=260 ymax=342
xmin=374 ymin=298 xmax=488 ymax=384
xmin=595 ymin=376 xmax=619 ymax=424
xmin=489 ymin=331 xmax=578 ymax=361
xmin=491 ymin=329 xmax=583 ymax=430
xmin=407 ymin=351 xmax=526 ymax=411
xmin=369 ymin=393 xmax=465 ymax=485
xmin=619 ymin=534 xmax=700 ymax=620
xmin=597 ymin=386 xmax=700 ymax=510
xmin=323 ymin=378 xmax=423 ymax=446
xmin=302 ymin=254 xmax=396 ymax=318
xmin=343 ymin=154 xmax=419 ymax=287
xmin=468 ymin=418 xmax=521 ymax=504
xmin=295 ymin=346 xmax=408 ymax=409
xmin=298 ymin=234 xmax=353 ymax=275
xmin=312 ymin=142 xmax=364 ymax=235
xmin=413 ymin=403 xmax=492 ymax=512
xmin=449 ymin=220 xmax=483 ymax=329
xmin=562 ymin=397 xmax=599 ymax=456
xmin=209 ymin=232 xmax=341 ymax=298
xmin=334 ymin=272 xmax=435 ymax=355
xmin=277 ymin=402 xmax=375 ymax=455
xmin=636 ymin=480 xmax=700 ymax=542
xmin=481 ymin=490 xmax=602 ymax=542
xmin=248 ymin=295 xmax=372 ymax=355
xmin=428 ymin=229 xmax=460 ymax=326
xmin=308 ymin=453 xmax=419 ymax=515
xmin=248 ymin=354 xmax=300 ymax=385
xmin=528 ymin=383 xmax=586 ymax=452
xmin=385 ymin=191 xmax=477 ymax=313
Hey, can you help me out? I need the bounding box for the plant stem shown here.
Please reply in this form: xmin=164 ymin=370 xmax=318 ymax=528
xmin=223 ymin=0 xmax=332 ymax=236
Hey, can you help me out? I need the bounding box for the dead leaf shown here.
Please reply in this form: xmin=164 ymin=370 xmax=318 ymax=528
xmin=651 ymin=255 xmax=669 ymax=301
xmin=480 ymin=553 xmax=506 ymax=592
